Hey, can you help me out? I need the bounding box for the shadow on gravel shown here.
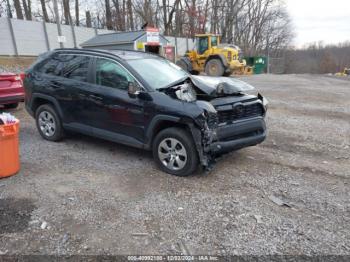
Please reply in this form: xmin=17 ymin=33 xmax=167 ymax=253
xmin=66 ymin=132 xmax=153 ymax=159
xmin=0 ymin=198 xmax=36 ymax=234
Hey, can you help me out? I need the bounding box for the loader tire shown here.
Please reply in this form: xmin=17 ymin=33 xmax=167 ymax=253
xmin=205 ymin=59 xmax=225 ymax=76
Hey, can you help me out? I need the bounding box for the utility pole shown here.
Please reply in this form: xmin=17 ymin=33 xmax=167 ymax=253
xmin=266 ymin=34 xmax=270 ymax=74
xmin=53 ymin=0 xmax=64 ymax=48
xmin=267 ymin=45 xmax=270 ymax=74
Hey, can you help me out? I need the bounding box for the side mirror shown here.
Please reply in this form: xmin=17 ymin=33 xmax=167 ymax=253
xmin=128 ymin=82 xmax=141 ymax=96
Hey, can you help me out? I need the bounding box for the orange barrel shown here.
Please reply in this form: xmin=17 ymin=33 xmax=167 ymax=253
xmin=0 ymin=120 xmax=20 ymax=178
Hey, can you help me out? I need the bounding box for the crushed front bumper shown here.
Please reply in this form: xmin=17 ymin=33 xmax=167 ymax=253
xmin=209 ymin=117 xmax=266 ymax=154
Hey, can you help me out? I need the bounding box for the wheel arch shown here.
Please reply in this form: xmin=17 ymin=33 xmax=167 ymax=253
xmin=145 ymin=115 xmax=194 ymax=150
xmin=31 ymin=93 xmax=64 ymax=119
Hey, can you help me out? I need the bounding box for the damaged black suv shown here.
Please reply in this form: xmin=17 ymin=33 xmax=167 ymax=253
xmin=24 ymin=49 xmax=268 ymax=176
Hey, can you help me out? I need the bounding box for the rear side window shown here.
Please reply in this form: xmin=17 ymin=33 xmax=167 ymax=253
xmin=37 ymin=57 xmax=64 ymax=76
xmin=61 ymin=55 xmax=90 ymax=82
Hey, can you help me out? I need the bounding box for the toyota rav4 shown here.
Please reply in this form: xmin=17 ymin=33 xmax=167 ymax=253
xmin=24 ymin=49 xmax=268 ymax=176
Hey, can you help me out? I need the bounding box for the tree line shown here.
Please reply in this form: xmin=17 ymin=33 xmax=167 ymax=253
xmin=0 ymin=0 xmax=293 ymax=56
xmin=284 ymin=42 xmax=350 ymax=74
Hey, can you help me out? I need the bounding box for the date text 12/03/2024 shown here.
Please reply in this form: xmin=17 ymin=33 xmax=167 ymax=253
xmin=127 ymin=255 xmax=219 ymax=261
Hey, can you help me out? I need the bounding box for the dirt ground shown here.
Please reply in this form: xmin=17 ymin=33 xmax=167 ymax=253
xmin=0 ymin=74 xmax=349 ymax=256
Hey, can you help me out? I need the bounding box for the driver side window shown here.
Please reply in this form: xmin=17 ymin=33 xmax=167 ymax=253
xmin=95 ymin=58 xmax=135 ymax=90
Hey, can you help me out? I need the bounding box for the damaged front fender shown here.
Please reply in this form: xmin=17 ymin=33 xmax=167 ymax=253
xmin=188 ymin=123 xmax=216 ymax=169
xmin=189 ymin=103 xmax=219 ymax=170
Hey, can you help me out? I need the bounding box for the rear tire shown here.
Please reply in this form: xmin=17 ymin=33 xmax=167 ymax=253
xmin=35 ymin=104 xmax=64 ymax=142
xmin=4 ymin=103 xmax=18 ymax=109
xmin=153 ymin=127 xmax=198 ymax=176
xmin=205 ymin=59 xmax=225 ymax=76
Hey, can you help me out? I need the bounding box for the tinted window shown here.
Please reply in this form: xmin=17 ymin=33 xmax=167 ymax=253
xmin=95 ymin=58 xmax=135 ymax=90
xmin=38 ymin=57 xmax=64 ymax=76
xmin=61 ymin=55 xmax=90 ymax=82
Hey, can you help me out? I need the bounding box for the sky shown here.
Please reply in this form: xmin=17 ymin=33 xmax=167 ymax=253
xmin=286 ymin=0 xmax=350 ymax=47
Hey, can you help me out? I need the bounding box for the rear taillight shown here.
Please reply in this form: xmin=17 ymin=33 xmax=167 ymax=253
xmin=19 ymin=73 xmax=26 ymax=80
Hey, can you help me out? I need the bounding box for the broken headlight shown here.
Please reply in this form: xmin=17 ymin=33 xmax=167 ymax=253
xmin=195 ymin=101 xmax=218 ymax=129
xmin=258 ymin=93 xmax=269 ymax=110
xmin=174 ymin=82 xmax=197 ymax=102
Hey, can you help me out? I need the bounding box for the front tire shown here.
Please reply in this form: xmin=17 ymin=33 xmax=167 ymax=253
xmin=205 ymin=59 xmax=225 ymax=76
xmin=35 ymin=104 xmax=64 ymax=142
xmin=153 ymin=127 xmax=199 ymax=176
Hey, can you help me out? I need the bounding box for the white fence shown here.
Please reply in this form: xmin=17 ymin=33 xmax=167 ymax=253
xmin=0 ymin=17 xmax=194 ymax=57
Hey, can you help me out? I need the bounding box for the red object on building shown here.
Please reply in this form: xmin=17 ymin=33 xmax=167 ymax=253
xmin=163 ymin=45 xmax=175 ymax=62
xmin=0 ymin=72 xmax=25 ymax=109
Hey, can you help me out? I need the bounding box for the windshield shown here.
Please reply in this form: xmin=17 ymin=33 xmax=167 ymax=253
xmin=128 ymin=58 xmax=189 ymax=90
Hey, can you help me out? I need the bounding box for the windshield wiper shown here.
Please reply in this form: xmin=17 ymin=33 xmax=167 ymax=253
xmin=158 ymin=76 xmax=190 ymax=91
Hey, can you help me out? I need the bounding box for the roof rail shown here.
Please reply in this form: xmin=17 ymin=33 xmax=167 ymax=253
xmin=52 ymin=48 xmax=164 ymax=60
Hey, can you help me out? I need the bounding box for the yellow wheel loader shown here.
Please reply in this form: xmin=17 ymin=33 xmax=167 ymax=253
xmin=176 ymin=34 xmax=250 ymax=76
xmin=335 ymin=68 xmax=350 ymax=76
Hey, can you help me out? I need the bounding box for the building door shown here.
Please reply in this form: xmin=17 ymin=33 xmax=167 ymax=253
xmin=145 ymin=45 xmax=160 ymax=54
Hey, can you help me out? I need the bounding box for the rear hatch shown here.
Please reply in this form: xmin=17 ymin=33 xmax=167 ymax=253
xmin=0 ymin=73 xmax=25 ymax=100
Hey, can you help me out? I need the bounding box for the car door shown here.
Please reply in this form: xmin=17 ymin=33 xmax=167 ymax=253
xmin=33 ymin=54 xmax=71 ymax=117
xmin=87 ymin=57 xmax=146 ymax=144
xmin=59 ymin=54 xmax=96 ymax=129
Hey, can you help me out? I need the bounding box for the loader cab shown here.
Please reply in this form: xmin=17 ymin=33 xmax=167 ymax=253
xmin=196 ymin=34 xmax=220 ymax=54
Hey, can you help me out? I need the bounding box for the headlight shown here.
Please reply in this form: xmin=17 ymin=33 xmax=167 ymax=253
xmin=258 ymin=93 xmax=268 ymax=110
xmin=262 ymin=97 xmax=269 ymax=109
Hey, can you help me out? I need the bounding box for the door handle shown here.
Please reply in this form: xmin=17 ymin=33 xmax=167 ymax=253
xmin=50 ymin=81 xmax=62 ymax=89
xmin=89 ymin=94 xmax=103 ymax=101
xmin=109 ymin=104 xmax=124 ymax=109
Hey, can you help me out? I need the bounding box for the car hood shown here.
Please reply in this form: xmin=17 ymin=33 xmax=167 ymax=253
xmin=191 ymin=75 xmax=255 ymax=97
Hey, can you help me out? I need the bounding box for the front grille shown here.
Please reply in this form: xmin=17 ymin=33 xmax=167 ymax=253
xmin=218 ymin=102 xmax=264 ymax=123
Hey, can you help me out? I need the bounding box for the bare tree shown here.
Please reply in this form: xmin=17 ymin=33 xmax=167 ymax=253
xmin=0 ymin=0 xmax=293 ymax=54
xmin=13 ymin=0 xmax=23 ymax=19
xmin=62 ymin=0 xmax=71 ymax=25
xmin=22 ymin=0 xmax=31 ymax=20
xmin=86 ymin=10 xmax=92 ymax=27
xmin=112 ymin=0 xmax=124 ymax=30
xmin=133 ymin=0 xmax=157 ymax=27
xmin=127 ymin=0 xmax=134 ymax=30
xmin=284 ymin=42 xmax=350 ymax=74
xmin=75 ymin=0 xmax=79 ymax=25
xmin=5 ymin=0 xmax=13 ymax=18
xmin=105 ymin=0 xmax=113 ymax=29
xmin=39 ymin=0 xmax=49 ymax=22
xmin=161 ymin=0 xmax=180 ymax=35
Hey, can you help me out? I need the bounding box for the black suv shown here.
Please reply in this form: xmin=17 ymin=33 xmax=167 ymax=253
xmin=24 ymin=49 xmax=268 ymax=176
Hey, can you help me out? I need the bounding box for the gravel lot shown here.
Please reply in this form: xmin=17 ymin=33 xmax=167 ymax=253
xmin=0 ymin=74 xmax=349 ymax=256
